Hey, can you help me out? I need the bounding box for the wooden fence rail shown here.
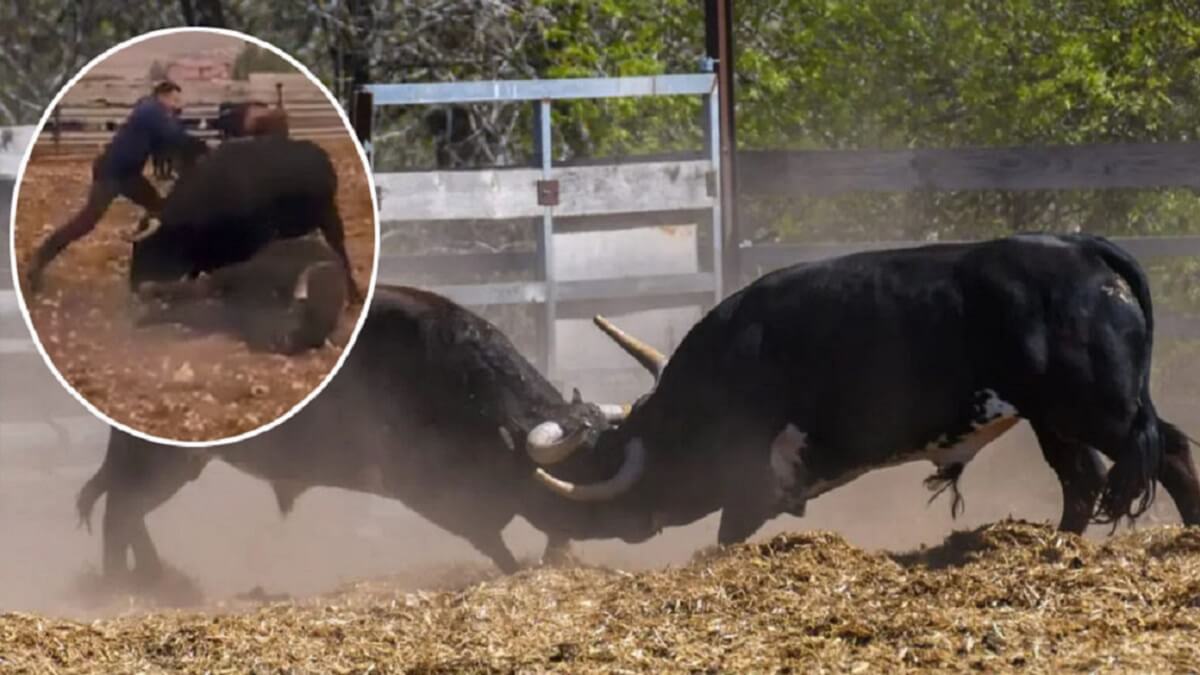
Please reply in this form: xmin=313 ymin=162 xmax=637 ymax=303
xmin=375 ymin=160 xmax=714 ymax=222
xmin=738 ymin=142 xmax=1200 ymax=196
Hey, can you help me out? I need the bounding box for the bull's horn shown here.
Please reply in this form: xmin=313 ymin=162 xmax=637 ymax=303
xmin=597 ymin=403 xmax=632 ymax=422
xmin=294 ymin=271 xmax=310 ymax=300
xmin=593 ymin=316 xmax=666 ymax=380
xmin=293 ymin=263 xmax=318 ymax=301
xmin=534 ymin=437 xmax=646 ymax=501
xmin=526 ymin=421 xmax=589 ymax=465
xmin=124 ymin=216 xmax=162 ymax=243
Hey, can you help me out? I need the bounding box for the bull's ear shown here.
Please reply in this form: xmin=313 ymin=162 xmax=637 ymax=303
xmin=572 ymin=387 xmax=583 ymax=404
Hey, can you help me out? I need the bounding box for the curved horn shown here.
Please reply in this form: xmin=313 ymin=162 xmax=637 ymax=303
xmin=526 ymin=421 xmax=589 ymax=466
xmin=593 ymin=315 xmax=666 ymax=380
xmin=534 ymin=438 xmax=646 ymax=501
xmin=293 ymin=268 xmax=311 ymax=300
xmin=293 ymin=262 xmax=329 ymax=301
xmin=597 ymin=403 xmax=632 ymax=422
xmin=123 ymin=216 xmax=162 ymax=243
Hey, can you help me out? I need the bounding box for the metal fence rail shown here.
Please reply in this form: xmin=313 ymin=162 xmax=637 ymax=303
xmin=361 ymin=73 xmax=723 ymax=378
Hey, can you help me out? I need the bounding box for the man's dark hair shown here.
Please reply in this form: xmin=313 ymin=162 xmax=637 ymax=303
xmin=153 ymin=80 xmax=182 ymax=97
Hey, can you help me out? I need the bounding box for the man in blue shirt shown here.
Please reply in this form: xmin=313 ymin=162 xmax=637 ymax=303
xmin=27 ymin=80 xmax=199 ymax=292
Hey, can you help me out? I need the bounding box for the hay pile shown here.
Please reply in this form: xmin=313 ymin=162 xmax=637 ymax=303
xmin=2 ymin=520 xmax=1198 ymax=673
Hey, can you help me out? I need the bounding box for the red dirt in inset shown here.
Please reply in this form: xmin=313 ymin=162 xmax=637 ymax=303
xmin=11 ymin=137 xmax=375 ymax=442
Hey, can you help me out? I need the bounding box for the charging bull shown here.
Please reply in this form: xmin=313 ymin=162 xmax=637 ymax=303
xmin=136 ymin=237 xmax=347 ymax=354
xmin=76 ymin=284 xmax=635 ymax=584
xmin=533 ymin=233 xmax=1200 ymax=545
xmin=125 ymin=135 xmax=361 ymax=303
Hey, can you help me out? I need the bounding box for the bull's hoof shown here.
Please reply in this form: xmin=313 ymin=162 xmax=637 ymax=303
xmin=68 ymin=563 xmax=204 ymax=610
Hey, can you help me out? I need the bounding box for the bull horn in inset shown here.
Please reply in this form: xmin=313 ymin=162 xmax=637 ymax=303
xmin=597 ymin=403 xmax=632 ymax=422
xmin=534 ymin=437 xmax=646 ymax=501
xmin=123 ymin=216 xmax=162 ymax=243
xmin=293 ymin=262 xmax=333 ymax=301
xmin=526 ymin=421 xmax=590 ymax=465
xmin=593 ymin=316 xmax=666 ymax=381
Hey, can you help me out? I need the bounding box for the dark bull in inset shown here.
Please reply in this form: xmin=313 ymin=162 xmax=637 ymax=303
xmin=136 ymin=237 xmax=347 ymax=355
xmin=125 ymin=135 xmax=362 ymax=303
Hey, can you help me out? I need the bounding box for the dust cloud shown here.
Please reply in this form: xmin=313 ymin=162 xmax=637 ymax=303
xmin=3 ymin=361 xmax=1191 ymax=620
xmin=1 ymin=200 xmax=1195 ymax=620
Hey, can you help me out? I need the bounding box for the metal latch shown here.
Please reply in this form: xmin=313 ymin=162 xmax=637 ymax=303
xmin=537 ymin=179 xmax=560 ymax=206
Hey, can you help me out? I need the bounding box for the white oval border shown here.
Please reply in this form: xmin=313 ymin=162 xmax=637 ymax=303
xmin=7 ymin=26 xmax=381 ymax=449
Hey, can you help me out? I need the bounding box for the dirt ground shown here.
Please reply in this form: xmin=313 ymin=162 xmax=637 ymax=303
xmin=9 ymin=137 xmax=376 ymax=443
xmin=0 ymin=386 xmax=1196 ymax=671
xmin=1 ymin=520 xmax=1197 ymax=672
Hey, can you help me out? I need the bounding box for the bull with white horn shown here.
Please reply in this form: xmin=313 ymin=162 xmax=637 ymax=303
xmin=532 ymin=234 xmax=1200 ymax=549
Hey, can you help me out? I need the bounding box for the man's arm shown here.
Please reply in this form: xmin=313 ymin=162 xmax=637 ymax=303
xmin=144 ymin=102 xmax=193 ymax=147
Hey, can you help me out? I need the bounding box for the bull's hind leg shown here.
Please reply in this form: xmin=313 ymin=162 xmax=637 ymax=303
xmin=1158 ymin=419 xmax=1200 ymax=525
xmin=319 ymin=205 xmax=362 ymax=304
xmin=1032 ymin=423 xmax=1107 ymax=534
xmin=466 ymin=529 xmax=521 ymax=574
xmin=94 ymin=435 xmax=211 ymax=584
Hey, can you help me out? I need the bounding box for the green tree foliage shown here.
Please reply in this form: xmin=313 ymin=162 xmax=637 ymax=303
xmin=730 ymin=0 xmax=1200 ymax=247
xmin=5 ymin=2 xmax=1200 ymax=245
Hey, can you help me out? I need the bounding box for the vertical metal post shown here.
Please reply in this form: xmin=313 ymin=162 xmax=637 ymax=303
xmin=351 ymin=89 xmax=375 ymax=170
xmin=52 ymin=106 xmax=61 ymax=152
xmin=705 ymin=86 xmax=724 ymax=303
xmin=534 ymin=99 xmax=556 ymax=378
xmin=706 ymin=0 xmax=738 ymax=292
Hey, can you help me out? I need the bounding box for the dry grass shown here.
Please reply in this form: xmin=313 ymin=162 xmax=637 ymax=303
xmin=10 ymin=137 xmax=376 ymax=442
xmin=2 ymin=520 xmax=1198 ymax=673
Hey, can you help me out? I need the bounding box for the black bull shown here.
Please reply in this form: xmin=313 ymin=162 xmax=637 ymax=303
xmin=78 ymin=285 xmax=633 ymax=580
xmin=78 ymin=234 xmax=1200 ymax=583
xmin=534 ymin=233 xmax=1200 ymax=544
xmin=126 ymin=136 xmax=362 ymax=303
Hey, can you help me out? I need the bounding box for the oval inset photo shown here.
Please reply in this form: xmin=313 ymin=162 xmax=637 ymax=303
xmin=9 ymin=28 xmax=378 ymax=446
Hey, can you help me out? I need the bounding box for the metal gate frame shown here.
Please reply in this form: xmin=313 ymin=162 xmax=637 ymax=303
xmin=356 ymin=73 xmax=724 ymax=378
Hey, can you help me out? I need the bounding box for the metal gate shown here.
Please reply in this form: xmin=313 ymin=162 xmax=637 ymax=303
xmin=354 ymin=73 xmax=724 ymax=380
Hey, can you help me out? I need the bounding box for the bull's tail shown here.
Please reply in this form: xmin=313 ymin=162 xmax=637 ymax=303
xmin=76 ymin=462 xmax=110 ymax=535
xmin=1095 ymin=395 xmax=1161 ymax=525
xmin=1073 ymin=234 xmax=1163 ymax=525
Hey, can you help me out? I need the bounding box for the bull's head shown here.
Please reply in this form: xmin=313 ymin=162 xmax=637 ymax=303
xmin=272 ymin=260 xmax=346 ymax=353
xmin=522 ymin=316 xmax=670 ymax=541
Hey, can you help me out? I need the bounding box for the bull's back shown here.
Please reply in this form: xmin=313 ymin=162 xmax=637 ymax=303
xmin=165 ymin=138 xmax=335 ymax=216
xmin=661 ymin=235 xmax=1137 ymax=451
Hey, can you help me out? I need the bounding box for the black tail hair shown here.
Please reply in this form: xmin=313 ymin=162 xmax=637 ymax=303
xmin=1094 ymin=398 xmax=1160 ymax=525
xmin=76 ymin=459 xmax=111 ymax=535
xmin=1072 ymin=234 xmax=1163 ymax=525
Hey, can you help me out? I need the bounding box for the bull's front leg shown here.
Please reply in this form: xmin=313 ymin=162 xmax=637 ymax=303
xmin=717 ymin=426 xmax=794 ymax=546
xmin=717 ymin=497 xmax=776 ymax=546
